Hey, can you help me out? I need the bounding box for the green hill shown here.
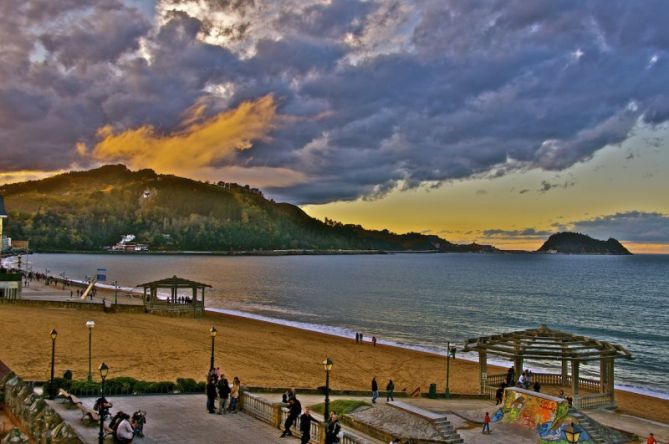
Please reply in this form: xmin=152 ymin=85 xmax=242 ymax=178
xmin=537 ymin=232 xmax=632 ymax=255
xmin=1 ymin=165 xmax=497 ymax=253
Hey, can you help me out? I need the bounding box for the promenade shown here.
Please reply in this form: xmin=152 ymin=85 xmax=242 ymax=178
xmin=48 ymin=395 xmax=291 ymax=444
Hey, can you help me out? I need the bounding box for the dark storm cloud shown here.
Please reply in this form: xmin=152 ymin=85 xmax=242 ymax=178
xmin=570 ymin=211 xmax=669 ymax=243
xmin=1 ymin=0 xmax=669 ymax=203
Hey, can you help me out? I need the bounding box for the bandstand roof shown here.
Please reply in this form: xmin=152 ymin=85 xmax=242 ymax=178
xmin=138 ymin=275 xmax=212 ymax=289
xmin=462 ymin=325 xmax=633 ymax=362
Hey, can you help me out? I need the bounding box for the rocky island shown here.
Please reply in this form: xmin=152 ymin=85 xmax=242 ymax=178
xmin=537 ymin=232 xmax=632 ymax=255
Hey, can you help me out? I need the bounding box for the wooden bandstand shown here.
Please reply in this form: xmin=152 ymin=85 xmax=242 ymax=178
xmin=463 ymin=325 xmax=633 ymax=409
xmin=139 ymin=275 xmax=211 ymax=317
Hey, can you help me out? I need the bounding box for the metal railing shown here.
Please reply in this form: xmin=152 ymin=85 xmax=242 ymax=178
xmin=576 ymin=392 xmax=614 ymax=409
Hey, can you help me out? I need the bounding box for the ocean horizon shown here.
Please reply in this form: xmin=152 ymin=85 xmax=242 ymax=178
xmin=9 ymin=252 xmax=669 ymax=399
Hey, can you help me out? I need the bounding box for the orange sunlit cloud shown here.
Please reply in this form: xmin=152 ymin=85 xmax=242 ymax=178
xmin=0 ymin=170 xmax=69 ymax=186
xmin=80 ymin=95 xmax=278 ymax=176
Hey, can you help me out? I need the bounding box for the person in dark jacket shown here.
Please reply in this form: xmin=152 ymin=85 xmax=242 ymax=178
xmin=386 ymin=379 xmax=395 ymax=402
xmin=299 ymin=407 xmax=320 ymax=444
xmin=371 ymin=377 xmax=379 ymax=403
xmin=506 ymin=366 xmax=515 ymax=386
xmin=325 ymin=411 xmax=341 ymax=444
xmin=206 ymin=378 xmax=217 ymax=414
xmin=281 ymin=396 xmax=302 ymax=437
xmin=217 ymin=377 xmax=231 ymax=414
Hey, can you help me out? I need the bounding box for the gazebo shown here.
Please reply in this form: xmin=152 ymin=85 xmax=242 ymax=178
xmin=463 ymin=325 xmax=633 ymax=409
xmin=138 ymin=275 xmax=211 ymax=317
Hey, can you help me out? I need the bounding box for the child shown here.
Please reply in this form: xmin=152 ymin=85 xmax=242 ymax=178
xmin=482 ymin=412 xmax=491 ymax=434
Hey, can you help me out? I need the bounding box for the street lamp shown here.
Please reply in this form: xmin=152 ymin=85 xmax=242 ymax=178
xmin=565 ymin=422 xmax=581 ymax=443
xmin=86 ymin=320 xmax=95 ymax=382
xmin=98 ymin=362 xmax=109 ymax=444
xmin=112 ymin=280 xmax=118 ymax=305
xmin=49 ymin=329 xmax=57 ymax=399
xmin=209 ymin=326 xmax=217 ymax=371
xmin=445 ymin=340 xmax=451 ymax=398
xmin=322 ymin=357 xmax=333 ymax=421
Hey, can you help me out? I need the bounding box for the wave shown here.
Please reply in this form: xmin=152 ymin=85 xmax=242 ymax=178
xmin=206 ymin=307 xmax=669 ymax=401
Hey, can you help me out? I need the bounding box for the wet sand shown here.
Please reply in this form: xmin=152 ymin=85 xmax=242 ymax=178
xmin=0 ymin=303 xmax=667 ymax=424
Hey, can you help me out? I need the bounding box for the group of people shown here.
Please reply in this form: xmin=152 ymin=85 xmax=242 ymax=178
xmin=166 ymin=295 xmax=193 ymax=304
xmin=371 ymin=377 xmax=395 ymax=403
xmin=93 ymin=396 xmax=147 ymax=443
xmin=206 ymin=367 xmax=240 ymax=415
xmin=279 ymin=388 xmax=342 ymax=444
xmin=354 ymin=332 xmax=378 ymax=346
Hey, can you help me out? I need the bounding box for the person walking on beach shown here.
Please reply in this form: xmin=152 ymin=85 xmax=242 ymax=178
xmin=206 ymin=377 xmax=217 ymax=414
xmin=228 ymin=376 xmax=241 ymax=413
xmin=386 ymin=379 xmax=395 ymax=402
xmin=371 ymin=377 xmax=379 ymax=403
xmin=217 ymin=376 xmax=230 ymax=414
xmin=372 ymin=336 xmax=377 ymax=347
xmin=325 ymin=411 xmax=342 ymax=444
xmin=299 ymin=407 xmax=319 ymax=444
xmin=482 ymin=412 xmax=491 ymax=434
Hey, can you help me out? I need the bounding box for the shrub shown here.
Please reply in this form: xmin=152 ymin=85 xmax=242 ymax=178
xmin=176 ymin=378 xmax=200 ymax=393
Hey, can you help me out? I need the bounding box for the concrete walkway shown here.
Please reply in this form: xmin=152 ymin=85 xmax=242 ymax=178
xmin=587 ymin=409 xmax=669 ymax=443
xmin=47 ymin=395 xmax=288 ymax=444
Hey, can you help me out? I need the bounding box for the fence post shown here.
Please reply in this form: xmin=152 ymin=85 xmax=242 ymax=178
xmin=272 ymin=403 xmax=283 ymax=428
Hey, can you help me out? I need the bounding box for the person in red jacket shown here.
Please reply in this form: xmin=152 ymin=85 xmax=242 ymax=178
xmin=647 ymin=432 xmax=657 ymax=444
xmin=482 ymin=412 xmax=491 ymax=434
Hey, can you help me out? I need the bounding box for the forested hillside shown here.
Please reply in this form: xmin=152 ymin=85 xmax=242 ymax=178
xmin=1 ymin=165 xmax=497 ymax=253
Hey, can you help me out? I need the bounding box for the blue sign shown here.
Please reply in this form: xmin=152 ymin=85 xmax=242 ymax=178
xmin=96 ymin=268 xmax=107 ymax=281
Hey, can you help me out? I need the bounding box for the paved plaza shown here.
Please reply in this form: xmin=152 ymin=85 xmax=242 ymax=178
xmin=47 ymin=394 xmax=289 ymax=444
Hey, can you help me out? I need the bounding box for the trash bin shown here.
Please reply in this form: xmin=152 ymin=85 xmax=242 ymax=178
xmin=429 ymin=383 xmax=437 ymax=399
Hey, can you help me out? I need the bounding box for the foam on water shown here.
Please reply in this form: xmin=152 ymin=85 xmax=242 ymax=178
xmin=206 ymin=307 xmax=669 ymax=400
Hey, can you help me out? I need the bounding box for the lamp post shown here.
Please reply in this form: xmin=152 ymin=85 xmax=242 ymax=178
xmin=98 ymin=362 xmax=109 ymax=444
xmin=86 ymin=320 xmax=95 ymax=382
xmin=565 ymin=422 xmax=581 ymax=444
xmin=322 ymin=357 xmax=333 ymax=421
xmin=445 ymin=340 xmax=451 ymax=398
xmin=49 ymin=329 xmax=57 ymax=399
xmin=209 ymin=326 xmax=217 ymax=371
xmin=112 ymin=280 xmax=118 ymax=305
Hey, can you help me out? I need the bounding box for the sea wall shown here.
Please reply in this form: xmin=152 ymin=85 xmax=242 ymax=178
xmin=0 ymin=364 xmax=82 ymax=444
xmin=0 ymin=298 xmax=145 ymax=314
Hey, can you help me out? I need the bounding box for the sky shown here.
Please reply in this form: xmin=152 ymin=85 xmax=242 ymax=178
xmin=1 ymin=0 xmax=668 ymax=252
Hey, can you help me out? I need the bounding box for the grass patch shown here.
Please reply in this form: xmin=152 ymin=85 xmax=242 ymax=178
xmin=310 ymin=399 xmax=371 ymax=416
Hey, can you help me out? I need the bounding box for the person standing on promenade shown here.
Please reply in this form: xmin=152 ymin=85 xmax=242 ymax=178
xmin=495 ymin=383 xmax=506 ymax=405
xmin=386 ymin=379 xmax=395 ymax=402
xmin=506 ymin=366 xmax=515 ymax=386
xmin=228 ymin=376 xmax=241 ymax=413
xmin=217 ymin=376 xmax=230 ymax=414
xmin=371 ymin=377 xmax=379 ymax=403
xmin=325 ymin=411 xmax=341 ymax=444
xmin=299 ymin=407 xmax=319 ymax=444
xmin=482 ymin=412 xmax=491 ymax=434
xmin=646 ymin=433 xmax=657 ymax=444
xmin=281 ymin=396 xmax=301 ymax=437
xmin=206 ymin=377 xmax=217 ymax=414
xmin=372 ymin=336 xmax=377 ymax=347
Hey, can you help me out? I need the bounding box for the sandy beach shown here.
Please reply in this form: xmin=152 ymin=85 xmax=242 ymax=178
xmin=0 ymin=302 xmax=667 ymax=424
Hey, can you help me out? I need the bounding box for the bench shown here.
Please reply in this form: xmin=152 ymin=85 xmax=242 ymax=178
xmin=79 ymin=403 xmax=100 ymax=424
xmin=57 ymin=389 xmax=83 ymax=408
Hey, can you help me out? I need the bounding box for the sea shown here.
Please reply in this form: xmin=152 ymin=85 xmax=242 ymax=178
xmin=10 ymin=252 xmax=669 ymax=399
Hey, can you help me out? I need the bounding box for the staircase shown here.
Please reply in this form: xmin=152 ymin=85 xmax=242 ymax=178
xmin=431 ymin=416 xmax=464 ymax=443
xmin=568 ymin=408 xmax=630 ymax=444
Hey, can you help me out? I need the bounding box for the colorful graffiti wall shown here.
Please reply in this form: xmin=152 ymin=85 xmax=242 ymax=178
xmin=492 ymin=388 xmax=592 ymax=443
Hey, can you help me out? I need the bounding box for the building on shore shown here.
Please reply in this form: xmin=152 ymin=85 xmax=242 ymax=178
xmin=0 ymin=195 xmax=8 ymax=252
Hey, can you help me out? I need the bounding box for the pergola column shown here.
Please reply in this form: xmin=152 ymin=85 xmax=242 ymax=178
xmin=513 ymin=338 xmax=523 ymax=379
xmin=600 ymin=355 xmax=608 ymax=393
xmin=479 ymin=351 xmax=488 ymax=394
xmin=561 ymin=344 xmax=569 ymax=385
xmin=571 ymin=360 xmax=580 ymax=401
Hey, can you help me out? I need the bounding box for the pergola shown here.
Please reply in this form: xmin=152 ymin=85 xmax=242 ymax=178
xmin=463 ymin=325 xmax=633 ymax=409
xmin=139 ymin=275 xmax=211 ymax=317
